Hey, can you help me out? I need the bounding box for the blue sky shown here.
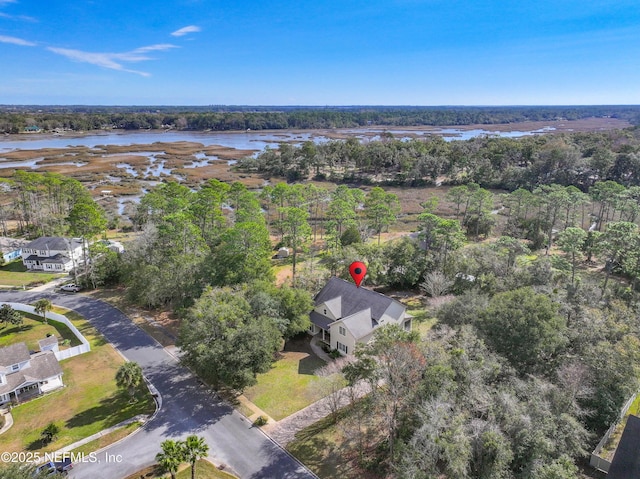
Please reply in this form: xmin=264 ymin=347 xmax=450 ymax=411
xmin=0 ymin=0 xmax=639 ymax=105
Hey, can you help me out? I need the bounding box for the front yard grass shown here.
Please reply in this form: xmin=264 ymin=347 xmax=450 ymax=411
xmin=0 ymin=312 xmax=81 ymax=351
xmin=244 ymin=336 xmax=327 ymax=420
xmin=0 ymin=261 xmax=64 ymax=287
xmin=125 ymin=459 xmax=238 ymax=479
xmin=0 ymin=306 xmax=155 ymax=453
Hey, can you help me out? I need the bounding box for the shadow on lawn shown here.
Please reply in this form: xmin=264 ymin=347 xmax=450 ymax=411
xmin=0 ymin=324 xmax=35 ymax=336
xmin=283 ymin=335 xmax=326 ymax=376
xmin=65 ymin=393 xmax=147 ymax=430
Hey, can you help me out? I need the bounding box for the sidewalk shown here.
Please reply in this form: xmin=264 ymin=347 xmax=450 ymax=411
xmin=263 ymin=380 xmax=371 ymax=446
xmin=55 ymin=415 xmax=148 ymax=454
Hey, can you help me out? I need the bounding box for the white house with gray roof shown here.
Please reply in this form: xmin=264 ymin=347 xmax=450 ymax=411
xmin=21 ymin=236 xmax=85 ymax=272
xmin=0 ymin=342 xmax=64 ymax=404
xmin=309 ymin=277 xmax=412 ymax=355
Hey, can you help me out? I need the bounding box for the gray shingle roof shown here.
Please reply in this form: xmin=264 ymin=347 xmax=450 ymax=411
xmin=313 ymin=277 xmax=403 ymax=321
xmin=0 ymin=351 xmax=63 ymax=396
xmin=24 ymin=236 xmax=70 ymax=251
xmin=38 ymin=336 xmax=58 ymax=349
xmin=41 ymin=254 xmax=71 ymax=264
xmin=609 ymin=415 xmax=640 ymax=479
xmin=23 ymin=352 xmax=63 ymax=382
xmin=310 ymin=311 xmax=334 ymax=330
xmin=341 ymin=308 xmax=378 ymax=340
xmin=0 ymin=343 xmax=30 ymax=368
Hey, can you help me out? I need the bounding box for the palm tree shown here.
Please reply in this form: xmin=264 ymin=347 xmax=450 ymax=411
xmin=115 ymin=362 xmax=143 ymax=402
xmin=40 ymin=422 xmax=60 ymax=445
xmin=33 ymin=298 xmax=52 ymax=325
xmin=155 ymin=439 xmax=184 ymax=479
xmin=183 ymin=435 xmax=209 ymax=479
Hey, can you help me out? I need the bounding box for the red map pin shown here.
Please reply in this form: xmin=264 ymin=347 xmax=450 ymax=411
xmin=349 ymin=261 xmax=367 ymax=288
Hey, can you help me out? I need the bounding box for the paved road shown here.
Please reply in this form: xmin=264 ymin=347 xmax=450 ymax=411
xmin=0 ymin=291 xmax=316 ymax=479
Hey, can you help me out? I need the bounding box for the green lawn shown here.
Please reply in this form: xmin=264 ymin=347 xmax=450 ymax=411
xmin=125 ymin=459 xmax=238 ymax=479
xmin=0 ymin=312 xmax=81 ymax=351
xmin=72 ymin=421 xmax=141 ymax=456
xmin=244 ymin=337 xmax=327 ymax=420
xmin=0 ymin=307 xmax=155 ymax=453
xmin=0 ymin=260 xmax=64 ymax=287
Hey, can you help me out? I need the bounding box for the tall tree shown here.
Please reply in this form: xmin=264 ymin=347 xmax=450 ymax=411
xmin=364 ymin=187 xmax=401 ymax=244
xmin=183 ymin=435 xmax=209 ymax=479
xmin=115 ymin=361 xmax=144 ymax=402
xmin=479 ymin=288 xmax=566 ymax=375
xmin=557 ymin=227 xmax=587 ymax=286
xmin=279 ymin=206 xmax=312 ymax=284
xmin=597 ymin=221 xmax=638 ymax=296
xmin=0 ymin=304 xmax=23 ymax=329
xmin=156 ymin=439 xmax=184 ymax=479
xmin=179 ymin=288 xmax=281 ymax=391
xmin=32 ymin=298 xmax=52 ymax=325
xmin=67 ymin=199 xmax=107 ymax=287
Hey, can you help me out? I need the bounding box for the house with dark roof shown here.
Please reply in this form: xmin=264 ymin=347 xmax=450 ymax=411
xmin=21 ymin=236 xmax=85 ymax=272
xmin=0 ymin=342 xmax=64 ymax=404
xmin=309 ymin=277 xmax=412 ymax=355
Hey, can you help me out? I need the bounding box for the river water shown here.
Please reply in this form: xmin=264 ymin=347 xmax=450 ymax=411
xmin=0 ymin=126 xmax=555 ymax=154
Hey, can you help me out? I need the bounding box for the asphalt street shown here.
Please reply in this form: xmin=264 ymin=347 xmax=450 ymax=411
xmin=0 ymin=291 xmax=317 ymax=479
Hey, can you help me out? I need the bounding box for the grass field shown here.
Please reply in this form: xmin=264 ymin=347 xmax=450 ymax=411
xmin=0 ymin=261 xmax=64 ymax=287
xmin=0 ymin=312 xmax=81 ymax=351
xmin=244 ymin=336 xmax=327 ymax=420
xmin=0 ymin=307 xmax=155 ymax=453
xmin=125 ymin=459 xmax=238 ymax=479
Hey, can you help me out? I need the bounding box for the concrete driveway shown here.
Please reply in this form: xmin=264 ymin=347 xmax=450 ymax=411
xmin=0 ymin=291 xmax=317 ymax=479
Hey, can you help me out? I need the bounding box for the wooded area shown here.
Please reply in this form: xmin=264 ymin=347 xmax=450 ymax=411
xmin=1 ymin=104 xmax=639 ymax=133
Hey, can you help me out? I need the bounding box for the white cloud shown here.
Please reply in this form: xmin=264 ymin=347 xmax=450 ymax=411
xmin=0 ymin=12 xmax=37 ymax=21
xmin=0 ymin=34 xmax=36 ymax=46
xmin=171 ymin=25 xmax=201 ymax=37
xmin=47 ymin=44 xmax=178 ymax=77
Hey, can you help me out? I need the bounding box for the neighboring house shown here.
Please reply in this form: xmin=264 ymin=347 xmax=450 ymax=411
xmin=309 ymin=277 xmax=412 ymax=355
xmin=608 ymin=415 xmax=640 ymax=479
xmin=100 ymin=239 xmax=124 ymax=254
xmin=21 ymin=236 xmax=85 ymax=272
xmin=0 ymin=237 xmax=28 ymax=264
xmin=0 ymin=342 xmax=64 ymax=405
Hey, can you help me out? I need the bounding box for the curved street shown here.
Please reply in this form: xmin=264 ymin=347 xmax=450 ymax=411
xmin=0 ymin=291 xmax=316 ymax=479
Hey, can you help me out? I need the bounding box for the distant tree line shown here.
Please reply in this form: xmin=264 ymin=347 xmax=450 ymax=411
xmin=1 ymin=105 xmax=639 ymax=133
xmin=242 ymin=127 xmax=640 ymax=188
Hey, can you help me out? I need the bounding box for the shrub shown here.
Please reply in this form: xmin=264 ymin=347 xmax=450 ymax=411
xmin=253 ymin=415 xmax=268 ymax=427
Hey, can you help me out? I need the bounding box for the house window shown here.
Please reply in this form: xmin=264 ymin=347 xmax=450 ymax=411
xmin=404 ymin=320 xmax=411 ymax=331
xmin=323 ymin=309 xmax=327 ymax=315
xmin=337 ymin=342 xmax=348 ymax=354
xmin=339 ymin=326 xmax=346 ymax=336
xmin=11 ymin=364 xmax=19 ymax=372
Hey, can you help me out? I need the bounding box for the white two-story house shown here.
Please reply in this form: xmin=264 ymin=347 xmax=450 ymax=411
xmin=21 ymin=236 xmax=84 ymax=272
xmin=0 ymin=342 xmax=64 ymax=405
xmin=309 ymin=277 xmax=412 ymax=355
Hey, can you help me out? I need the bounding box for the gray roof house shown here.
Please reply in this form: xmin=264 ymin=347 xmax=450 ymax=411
xmin=0 ymin=342 xmax=64 ymax=404
xmin=21 ymin=236 xmax=85 ymax=272
xmin=309 ymin=277 xmax=412 ymax=355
